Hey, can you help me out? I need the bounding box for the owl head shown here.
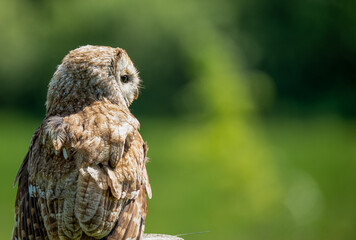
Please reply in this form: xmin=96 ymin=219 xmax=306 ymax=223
xmin=46 ymin=45 xmax=141 ymax=116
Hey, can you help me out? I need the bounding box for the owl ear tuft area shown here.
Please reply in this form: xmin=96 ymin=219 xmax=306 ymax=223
xmin=114 ymin=48 xmax=125 ymax=60
xmin=112 ymin=48 xmax=125 ymax=78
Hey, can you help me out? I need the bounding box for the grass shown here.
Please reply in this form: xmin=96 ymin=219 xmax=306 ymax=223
xmin=263 ymin=115 xmax=356 ymax=239
xmin=0 ymin=111 xmax=355 ymax=239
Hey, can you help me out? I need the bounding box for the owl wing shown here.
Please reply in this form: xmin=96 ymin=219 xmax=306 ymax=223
xmin=12 ymin=128 xmax=49 ymax=240
xmin=66 ymin=101 xmax=151 ymax=239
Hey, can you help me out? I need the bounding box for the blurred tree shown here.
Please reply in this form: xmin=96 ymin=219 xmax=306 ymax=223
xmin=234 ymin=0 xmax=356 ymax=116
xmin=1 ymin=0 xmax=355 ymax=117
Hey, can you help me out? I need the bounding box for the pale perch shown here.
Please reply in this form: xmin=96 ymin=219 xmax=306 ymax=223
xmin=143 ymin=234 xmax=184 ymax=240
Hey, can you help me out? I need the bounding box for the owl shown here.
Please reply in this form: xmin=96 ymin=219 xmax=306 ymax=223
xmin=11 ymin=45 xmax=152 ymax=240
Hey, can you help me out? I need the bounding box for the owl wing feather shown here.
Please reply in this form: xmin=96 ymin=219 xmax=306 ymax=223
xmin=12 ymin=101 xmax=151 ymax=240
xmin=12 ymin=128 xmax=49 ymax=240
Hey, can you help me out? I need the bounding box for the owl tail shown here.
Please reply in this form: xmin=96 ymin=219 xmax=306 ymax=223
xmin=104 ymin=184 xmax=147 ymax=240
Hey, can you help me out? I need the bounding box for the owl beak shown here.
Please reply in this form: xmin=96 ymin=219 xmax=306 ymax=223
xmin=134 ymin=89 xmax=139 ymax=100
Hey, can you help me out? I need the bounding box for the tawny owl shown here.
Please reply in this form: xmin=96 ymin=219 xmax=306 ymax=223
xmin=12 ymin=45 xmax=152 ymax=240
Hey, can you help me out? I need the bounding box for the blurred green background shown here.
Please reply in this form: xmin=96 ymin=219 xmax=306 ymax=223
xmin=0 ymin=0 xmax=355 ymax=239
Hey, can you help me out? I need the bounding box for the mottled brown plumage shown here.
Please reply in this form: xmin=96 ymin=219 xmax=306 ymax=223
xmin=12 ymin=45 xmax=151 ymax=240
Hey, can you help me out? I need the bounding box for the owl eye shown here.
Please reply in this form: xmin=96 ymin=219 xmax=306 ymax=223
xmin=120 ymin=75 xmax=130 ymax=83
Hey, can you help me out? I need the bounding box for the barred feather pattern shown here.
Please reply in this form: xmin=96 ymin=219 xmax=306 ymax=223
xmin=12 ymin=46 xmax=151 ymax=240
